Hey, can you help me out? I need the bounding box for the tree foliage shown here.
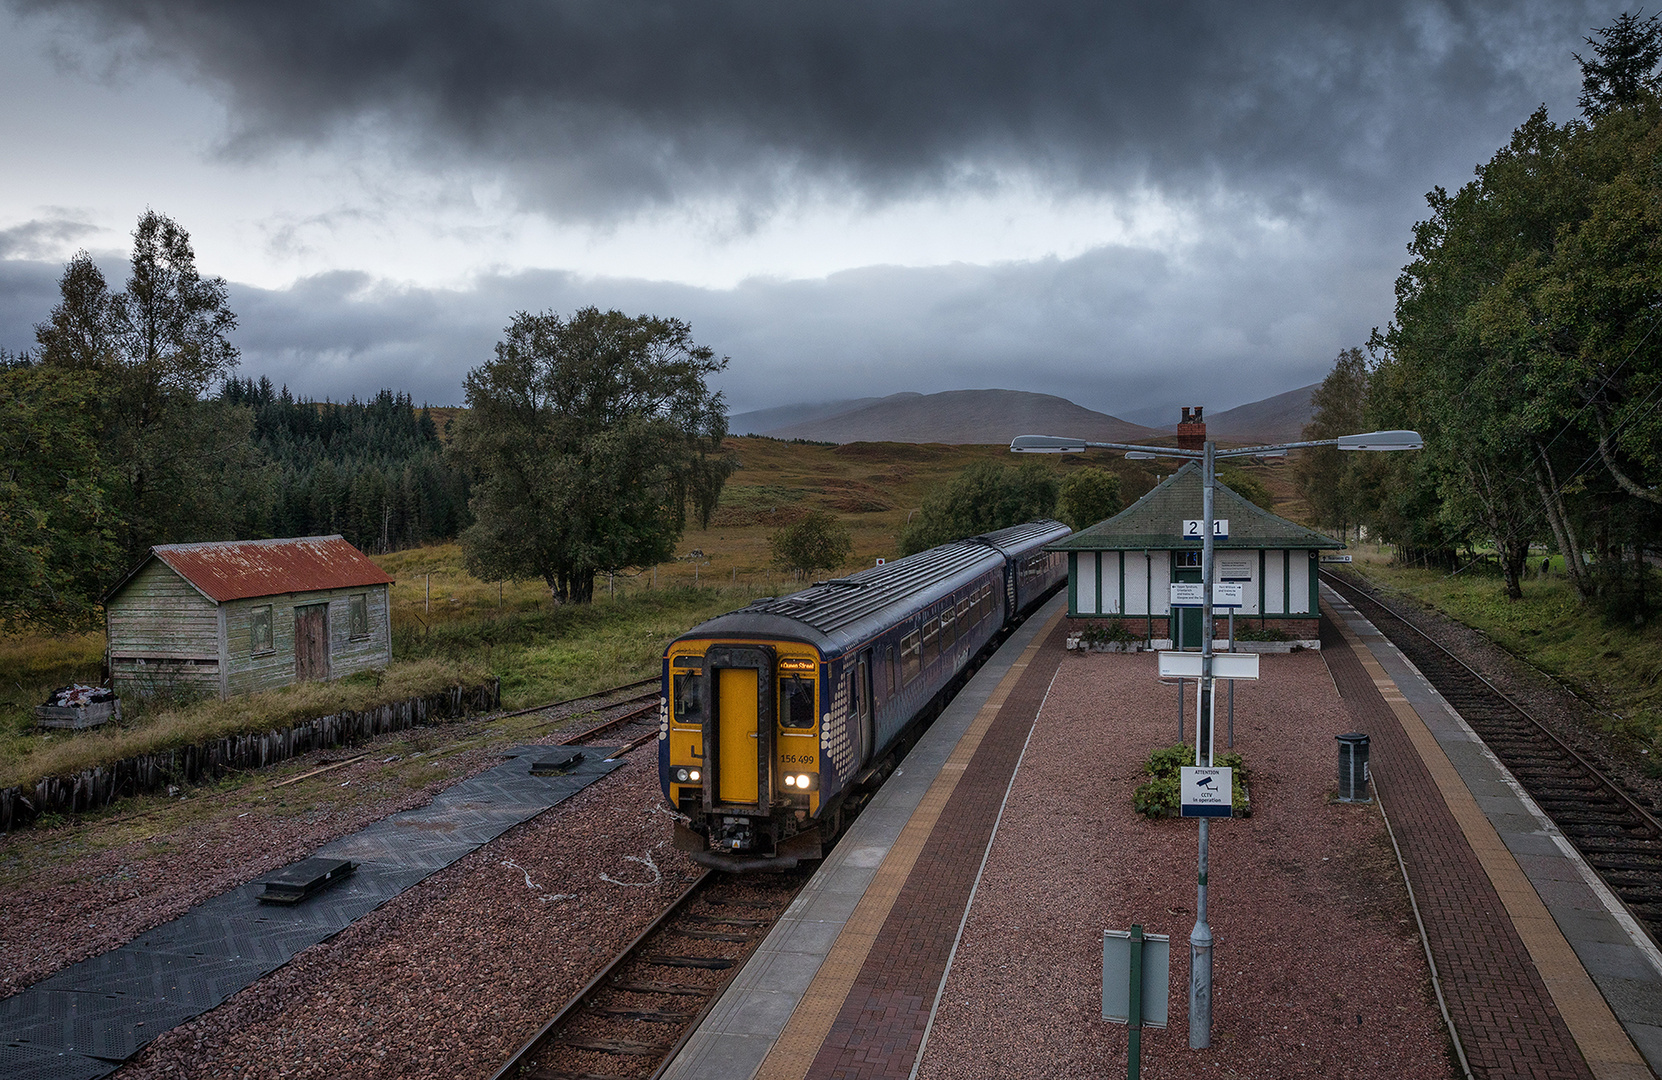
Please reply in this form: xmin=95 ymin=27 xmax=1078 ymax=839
xmin=1295 ymin=348 xmax=1369 ymax=539
xmin=448 ymin=307 xmax=735 ymax=604
xmin=0 ymin=361 xmax=120 ymax=631
xmin=899 ymin=461 xmax=1058 ymax=555
xmin=1055 ymin=466 xmax=1122 ymax=530
xmin=1365 ymin=20 xmax=1662 ymax=609
xmin=35 ymin=212 xmax=256 ymax=563
xmin=769 ymin=510 xmax=853 ymax=579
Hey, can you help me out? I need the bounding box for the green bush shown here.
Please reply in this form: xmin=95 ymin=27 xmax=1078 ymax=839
xmin=1234 ymin=626 xmax=1290 ymax=642
xmin=1132 ymin=742 xmax=1250 ymax=818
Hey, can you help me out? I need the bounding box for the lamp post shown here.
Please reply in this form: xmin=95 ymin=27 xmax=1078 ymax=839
xmin=1013 ymin=426 xmax=1421 ymax=1050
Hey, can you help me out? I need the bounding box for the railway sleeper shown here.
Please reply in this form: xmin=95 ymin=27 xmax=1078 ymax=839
xmin=552 ymin=1037 xmax=671 ymax=1056
xmin=609 ymin=980 xmax=709 ymax=996
xmin=671 ymin=926 xmax=752 ymax=942
xmin=643 ymin=953 xmax=736 ymax=969
xmin=587 ymin=1006 xmax=694 ymax=1022
xmin=527 ymin=1069 xmax=632 ymax=1080
xmin=679 ymin=913 xmax=768 ymax=926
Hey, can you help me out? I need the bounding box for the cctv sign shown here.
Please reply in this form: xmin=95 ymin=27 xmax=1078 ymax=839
xmin=1180 ymin=767 xmax=1233 ymax=818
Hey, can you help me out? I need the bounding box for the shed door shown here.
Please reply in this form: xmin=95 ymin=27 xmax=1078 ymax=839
xmin=295 ymin=603 xmax=330 ymax=680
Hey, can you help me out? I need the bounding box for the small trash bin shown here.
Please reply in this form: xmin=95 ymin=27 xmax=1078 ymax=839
xmin=1336 ymin=732 xmax=1371 ymax=802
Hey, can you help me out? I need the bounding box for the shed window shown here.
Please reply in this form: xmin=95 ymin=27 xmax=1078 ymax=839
xmin=250 ymin=606 xmax=274 ymax=655
xmin=349 ymin=594 xmax=369 ymax=639
xmin=1176 ymin=550 xmax=1203 ymax=568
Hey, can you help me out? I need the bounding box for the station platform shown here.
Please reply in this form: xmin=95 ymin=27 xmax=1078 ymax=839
xmin=662 ymin=590 xmax=1662 ymax=1080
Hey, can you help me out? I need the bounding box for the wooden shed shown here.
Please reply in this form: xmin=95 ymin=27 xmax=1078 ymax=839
xmin=105 ymin=536 xmax=395 ymax=700
xmin=1048 ymin=461 xmax=1343 ymax=648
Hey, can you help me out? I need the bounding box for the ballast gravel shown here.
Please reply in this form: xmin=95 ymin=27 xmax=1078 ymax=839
xmin=915 ymin=648 xmax=1457 ymax=1080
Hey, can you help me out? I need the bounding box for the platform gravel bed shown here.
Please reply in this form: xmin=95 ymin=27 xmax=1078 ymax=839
xmin=108 ymin=754 xmax=697 ymax=1080
xmin=0 ymin=694 xmax=657 ymax=1000
xmin=916 ymin=650 xmax=1456 ymax=1080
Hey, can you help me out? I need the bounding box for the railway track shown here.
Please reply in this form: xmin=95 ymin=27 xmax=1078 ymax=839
xmin=1321 ymin=570 xmax=1662 ymax=948
xmin=490 ymin=867 xmax=809 ymax=1080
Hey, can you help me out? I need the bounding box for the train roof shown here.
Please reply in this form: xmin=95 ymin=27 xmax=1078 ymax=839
xmin=672 ymin=522 xmax=1065 ymax=655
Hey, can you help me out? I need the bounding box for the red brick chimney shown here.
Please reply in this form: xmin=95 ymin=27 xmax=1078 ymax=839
xmin=1177 ymin=406 xmax=1206 ymax=450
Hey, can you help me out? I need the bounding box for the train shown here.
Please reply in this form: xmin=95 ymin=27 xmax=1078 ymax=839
xmin=658 ymin=520 xmax=1071 ymax=870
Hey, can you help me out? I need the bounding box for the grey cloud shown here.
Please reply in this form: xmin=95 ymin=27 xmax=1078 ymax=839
xmin=0 ymin=214 xmax=99 ymax=259
xmin=5 ymin=0 xmax=1619 ymax=219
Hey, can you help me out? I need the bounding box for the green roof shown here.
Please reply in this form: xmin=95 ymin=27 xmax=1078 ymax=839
xmin=1049 ymin=461 xmax=1343 ymax=552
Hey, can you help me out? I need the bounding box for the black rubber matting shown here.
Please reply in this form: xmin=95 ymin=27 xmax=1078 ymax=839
xmin=0 ymin=744 xmax=626 ymax=1078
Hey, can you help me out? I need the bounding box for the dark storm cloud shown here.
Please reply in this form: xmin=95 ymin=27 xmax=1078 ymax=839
xmin=0 ymin=214 xmax=98 ymax=260
xmin=6 ymin=0 xmax=1617 ymax=218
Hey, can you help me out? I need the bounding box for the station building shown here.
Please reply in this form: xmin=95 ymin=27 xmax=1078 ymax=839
xmin=1047 ymin=460 xmax=1343 ymax=648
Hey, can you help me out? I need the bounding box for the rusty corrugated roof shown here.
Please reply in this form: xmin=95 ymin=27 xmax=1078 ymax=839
xmin=136 ymin=536 xmax=395 ymax=603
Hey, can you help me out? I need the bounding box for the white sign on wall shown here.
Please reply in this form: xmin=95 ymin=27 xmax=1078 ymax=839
xmin=1182 ymin=519 xmax=1229 ymax=539
xmin=1219 ymin=554 xmax=1254 ymax=579
xmin=1169 ymin=582 xmax=1205 ymax=607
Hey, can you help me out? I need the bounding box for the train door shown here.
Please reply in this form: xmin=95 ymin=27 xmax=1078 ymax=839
xmin=703 ymin=645 xmax=775 ymax=810
xmin=856 ymin=651 xmax=874 ymax=765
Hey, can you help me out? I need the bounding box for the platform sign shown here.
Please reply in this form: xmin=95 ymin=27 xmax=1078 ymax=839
xmin=1183 ymin=519 xmax=1229 ymax=539
xmin=1158 ymin=652 xmax=1260 ymax=680
xmin=1212 ymin=582 xmax=1244 ymax=608
xmin=1169 ymin=582 xmax=1204 ymax=607
xmin=1219 ymin=554 xmax=1254 ymax=580
xmin=1103 ymin=928 xmax=1170 ymax=1028
xmin=1180 ymin=766 xmax=1233 ymax=817
xmin=1320 ymin=554 xmax=1352 ymax=563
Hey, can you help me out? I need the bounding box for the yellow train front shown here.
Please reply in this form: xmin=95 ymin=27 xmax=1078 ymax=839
xmin=658 ymin=521 xmax=1069 ymax=870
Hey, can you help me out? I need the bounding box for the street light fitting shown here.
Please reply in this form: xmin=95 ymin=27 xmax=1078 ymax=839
xmin=1335 ymin=429 xmax=1423 ymax=451
xmin=1124 ymin=451 xmax=1159 ymax=460
xmin=1009 ymin=434 xmax=1088 ymax=453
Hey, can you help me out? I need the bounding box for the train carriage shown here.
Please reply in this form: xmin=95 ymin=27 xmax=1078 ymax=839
xmin=659 ymin=520 xmax=1069 ymax=870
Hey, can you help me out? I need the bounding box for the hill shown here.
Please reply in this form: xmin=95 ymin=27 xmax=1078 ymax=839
xmin=729 ymin=396 xmax=902 ymax=435
xmin=758 ymin=389 xmax=1159 ymax=445
xmin=1199 ymin=383 xmax=1319 ymax=444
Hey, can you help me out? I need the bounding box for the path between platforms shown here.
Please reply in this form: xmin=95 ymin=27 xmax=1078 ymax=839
xmin=0 ymin=744 xmax=625 ymax=1080
xmin=662 ymin=594 xmax=1068 ymax=1080
xmin=1322 ymin=586 xmax=1660 ymax=1080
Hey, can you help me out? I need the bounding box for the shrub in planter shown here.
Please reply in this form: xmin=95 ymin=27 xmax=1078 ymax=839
xmin=1079 ymin=619 xmax=1138 ymax=647
xmin=1132 ymin=742 xmax=1250 ymax=818
xmin=1235 ymin=626 xmax=1290 ymax=642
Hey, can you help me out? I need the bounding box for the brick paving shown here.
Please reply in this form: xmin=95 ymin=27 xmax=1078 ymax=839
xmin=1320 ymin=612 xmax=1596 ymax=1080
xmin=802 ymin=622 xmax=1067 ymax=1080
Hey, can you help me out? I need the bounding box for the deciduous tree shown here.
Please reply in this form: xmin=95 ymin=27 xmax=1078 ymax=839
xmin=448 ymin=307 xmax=735 ymax=604
xmin=899 ymin=461 xmax=1058 ymax=555
xmin=769 ymin=510 xmax=853 ymax=580
xmin=1055 ymin=466 xmax=1122 ymax=530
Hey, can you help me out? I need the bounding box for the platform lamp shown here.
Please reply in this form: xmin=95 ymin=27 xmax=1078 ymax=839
xmin=1012 ymin=426 xmax=1421 ymax=1050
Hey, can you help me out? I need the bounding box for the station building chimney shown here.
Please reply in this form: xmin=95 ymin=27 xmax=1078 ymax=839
xmin=1177 ymin=406 xmax=1206 ymax=450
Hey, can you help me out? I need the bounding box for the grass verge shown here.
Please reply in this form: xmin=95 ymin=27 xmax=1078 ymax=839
xmin=1344 ymin=549 xmax=1662 ymax=754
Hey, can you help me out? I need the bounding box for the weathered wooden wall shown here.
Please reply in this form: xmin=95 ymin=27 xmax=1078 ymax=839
xmin=0 ymin=679 xmax=500 ymax=832
xmin=107 ymin=561 xmax=222 ymax=698
xmin=224 ymin=583 xmax=393 ymax=696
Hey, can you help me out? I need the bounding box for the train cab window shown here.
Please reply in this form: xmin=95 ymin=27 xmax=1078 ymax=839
xmin=901 ymin=631 xmax=921 ymax=683
xmin=672 ymin=672 xmax=704 ymax=725
xmin=780 ymin=676 xmax=816 ymax=728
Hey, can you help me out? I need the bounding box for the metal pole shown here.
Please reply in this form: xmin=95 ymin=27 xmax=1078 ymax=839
xmin=1128 ymin=924 xmax=1144 ymax=1080
xmin=1227 ymin=611 xmax=1235 ymax=749
xmin=1190 ymin=439 xmax=1216 ymax=1050
xmin=1177 ymin=678 xmax=1185 ymax=743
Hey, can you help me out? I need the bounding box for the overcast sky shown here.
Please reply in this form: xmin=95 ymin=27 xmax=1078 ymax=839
xmin=0 ymin=1 xmax=1625 ymax=422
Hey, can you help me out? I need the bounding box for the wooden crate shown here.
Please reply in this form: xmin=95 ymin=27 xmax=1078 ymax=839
xmin=35 ymin=699 xmax=121 ymax=730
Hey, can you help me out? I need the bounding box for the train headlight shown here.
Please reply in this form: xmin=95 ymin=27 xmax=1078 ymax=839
xmin=677 ymin=767 xmax=700 ymax=783
xmin=782 ymin=772 xmax=818 ymax=791
xmin=689 ymin=769 xmax=700 ymax=782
